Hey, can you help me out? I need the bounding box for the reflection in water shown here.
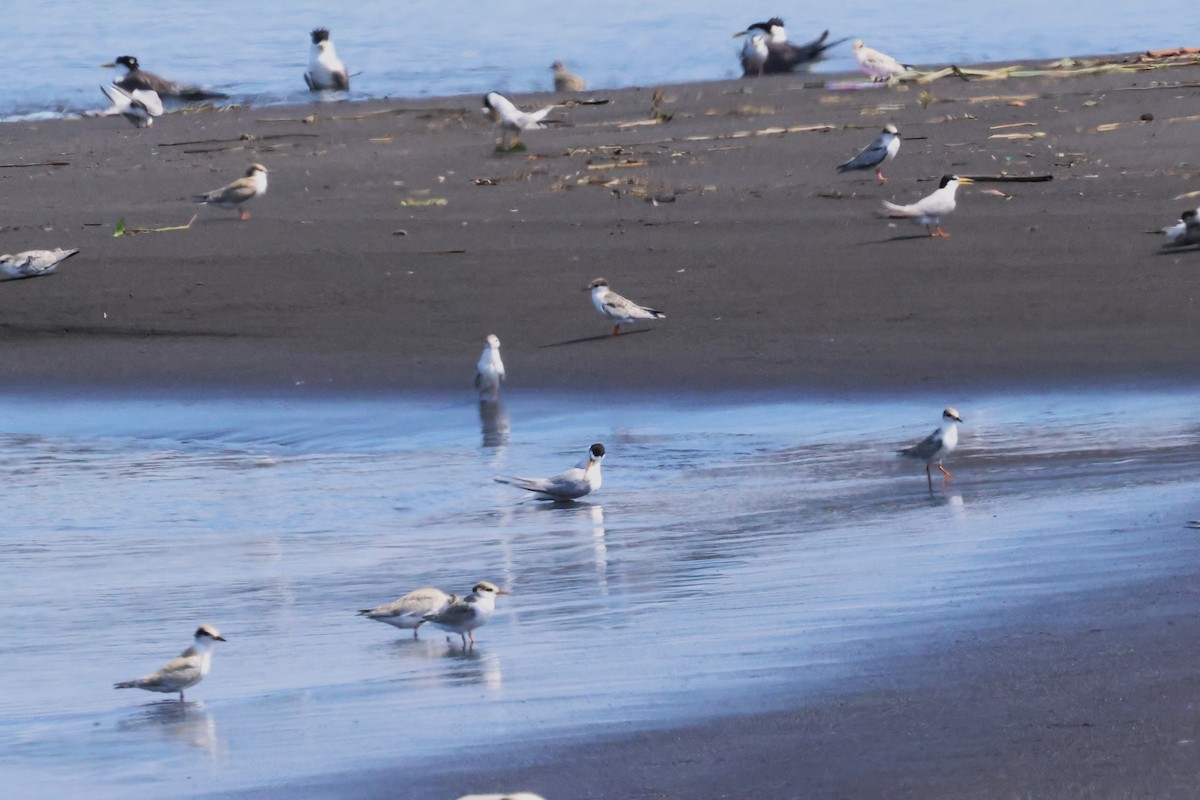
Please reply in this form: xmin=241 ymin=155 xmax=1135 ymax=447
xmin=441 ymin=646 xmax=503 ymax=690
xmin=116 ymin=700 xmax=223 ymax=758
xmin=479 ymin=401 xmax=510 ymax=448
xmin=591 ymin=505 xmax=608 ymax=593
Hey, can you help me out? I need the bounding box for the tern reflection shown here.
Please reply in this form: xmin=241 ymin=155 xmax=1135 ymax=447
xmin=479 ymin=400 xmax=510 ymax=448
xmin=441 ymin=645 xmax=503 ymax=689
xmin=117 ymin=700 xmax=223 ymax=756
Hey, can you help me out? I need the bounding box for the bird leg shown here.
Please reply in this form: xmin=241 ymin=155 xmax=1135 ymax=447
xmin=875 ymin=168 xmax=887 ymax=183
xmin=933 ymin=225 xmax=951 ymax=238
xmin=925 ymin=464 xmax=933 ymax=491
xmin=179 ymin=691 xmax=185 ymax=702
xmin=938 ymin=464 xmax=953 ymax=480
xmin=611 ymin=324 xmax=621 ymax=337
xmin=238 ymin=209 xmax=252 ymax=222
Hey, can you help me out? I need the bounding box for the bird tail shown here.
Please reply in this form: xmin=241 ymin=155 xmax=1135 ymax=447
xmin=648 ymin=309 xmax=666 ymax=319
xmin=494 ymin=475 xmax=541 ymax=492
xmin=114 ymin=681 xmax=136 ymax=689
xmin=881 ymin=200 xmax=916 ymax=218
xmin=356 ymin=609 xmax=375 ymax=616
xmin=193 ymin=194 xmax=211 ymax=204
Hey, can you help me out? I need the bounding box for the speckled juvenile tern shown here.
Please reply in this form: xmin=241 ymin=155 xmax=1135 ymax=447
xmin=99 ymin=83 xmax=163 ymax=128
xmin=837 ymin=124 xmax=901 ymax=182
xmin=899 ymin=407 xmax=963 ymax=489
xmin=0 ymin=248 xmax=79 ymax=280
xmin=304 ymin=28 xmax=350 ymax=91
xmin=853 ymin=40 xmax=914 ymax=81
xmin=587 ymin=278 xmax=665 ymax=337
xmin=114 ymin=624 xmax=226 ymax=702
xmin=552 ymin=60 xmax=587 ymax=92
xmin=475 ymin=334 xmax=506 ymax=401
xmin=482 ymin=91 xmax=558 ymax=149
xmin=882 ymin=175 xmax=972 ymax=237
xmin=495 ymin=443 xmax=605 ymax=501
xmin=194 ymin=163 xmax=268 ymax=221
xmin=358 ymin=587 xmax=458 ymax=637
xmin=423 ymin=581 xmax=508 ymax=647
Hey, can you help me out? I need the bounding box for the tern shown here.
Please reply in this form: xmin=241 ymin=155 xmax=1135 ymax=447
xmin=482 ymin=91 xmax=557 ymax=150
xmin=114 ymin=624 xmax=226 ymax=702
xmin=194 ymin=163 xmax=269 ymax=221
xmin=99 ymin=83 xmax=163 ymax=128
xmin=882 ymin=175 xmax=972 ymax=237
xmin=899 ymin=407 xmax=963 ymax=490
xmin=358 ymin=587 xmax=458 ymax=637
xmin=587 ymin=277 xmax=665 ymax=336
xmin=495 ymin=443 xmax=605 ymax=501
xmin=837 ymin=123 xmax=901 ymax=182
xmin=551 ymin=60 xmax=588 ymax=92
xmin=0 ymin=248 xmax=79 ymax=280
xmin=304 ymin=28 xmax=350 ymax=91
xmin=1162 ymin=208 xmax=1200 ymax=247
xmin=475 ymin=334 xmax=506 ymax=401
xmin=736 ymin=18 xmax=846 ymax=75
xmin=740 ymin=33 xmax=770 ymax=77
xmin=101 ymin=55 xmax=227 ymax=101
xmin=853 ymin=40 xmax=915 ymax=81
xmin=423 ymin=581 xmax=508 ymax=647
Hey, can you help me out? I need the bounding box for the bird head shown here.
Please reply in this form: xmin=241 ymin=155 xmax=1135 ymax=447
xmin=472 ymin=581 xmax=509 ymax=597
xmin=942 ymin=407 xmax=963 ymax=424
xmin=587 ymin=442 xmax=606 ymax=467
xmin=311 ymin=28 xmax=331 ymax=45
xmin=485 ymin=333 xmax=500 ymax=349
xmin=195 ymin=624 xmax=227 ymax=643
xmin=585 ymin=277 xmax=609 ymax=292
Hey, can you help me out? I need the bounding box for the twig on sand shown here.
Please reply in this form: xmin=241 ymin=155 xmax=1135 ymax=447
xmin=0 ymin=161 xmax=69 ymax=169
xmin=113 ymin=214 xmax=198 ymax=238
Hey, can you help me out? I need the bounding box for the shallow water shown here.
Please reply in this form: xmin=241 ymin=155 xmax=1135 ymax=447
xmin=4 ymin=0 xmax=1197 ymax=120
xmin=1 ymin=386 xmax=1199 ymax=798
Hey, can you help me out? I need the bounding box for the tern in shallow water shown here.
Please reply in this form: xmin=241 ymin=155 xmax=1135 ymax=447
xmin=853 ymin=40 xmax=914 ymax=81
xmin=475 ymin=334 xmax=506 ymax=401
xmin=735 ymin=18 xmax=846 ymax=75
xmin=194 ymin=163 xmax=268 ymax=221
xmin=423 ymin=581 xmax=508 ymax=647
xmin=587 ymin=277 xmax=665 ymax=337
xmin=304 ymin=28 xmax=350 ymax=91
xmin=837 ymin=124 xmax=901 ymax=182
xmin=358 ymin=587 xmax=458 ymax=637
xmin=551 ymin=60 xmax=587 ymax=92
xmin=495 ymin=443 xmax=605 ymax=501
xmin=99 ymin=83 xmax=163 ymax=128
xmin=882 ymin=175 xmax=972 ymax=238
xmin=0 ymin=248 xmax=79 ymax=280
xmin=114 ymin=624 xmax=226 ymax=702
xmin=101 ymin=55 xmax=227 ymax=101
xmin=899 ymin=407 xmax=963 ymax=490
xmin=1162 ymin=208 xmax=1200 ymax=247
xmin=482 ymin=91 xmax=558 ymax=150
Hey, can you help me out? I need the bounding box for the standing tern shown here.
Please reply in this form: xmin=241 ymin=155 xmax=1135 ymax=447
xmin=740 ymin=33 xmax=770 ymax=77
xmin=482 ymin=91 xmax=558 ymax=150
xmin=853 ymin=40 xmax=915 ymax=81
xmin=475 ymin=334 xmax=506 ymax=401
xmin=114 ymin=624 xmax=226 ymax=702
xmin=882 ymin=175 xmax=973 ymax=238
xmin=423 ymin=581 xmax=508 ymax=647
xmin=304 ymin=28 xmax=350 ymax=91
xmin=587 ymin=278 xmax=665 ymax=337
xmin=552 ymin=60 xmax=588 ymax=92
xmin=194 ymin=163 xmax=269 ymax=221
xmin=837 ymin=124 xmax=901 ymax=182
xmin=99 ymin=83 xmax=163 ymax=128
xmin=899 ymin=407 xmax=963 ymax=490
xmin=495 ymin=443 xmax=605 ymax=501
xmin=0 ymin=248 xmax=79 ymax=280
xmin=358 ymin=587 xmax=458 ymax=637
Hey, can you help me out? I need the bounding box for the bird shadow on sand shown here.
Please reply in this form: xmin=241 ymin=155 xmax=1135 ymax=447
xmin=540 ymin=329 xmax=652 ymax=348
xmin=859 ymin=233 xmax=942 ymax=245
xmin=1154 ymin=246 xmax=1200 ymax=256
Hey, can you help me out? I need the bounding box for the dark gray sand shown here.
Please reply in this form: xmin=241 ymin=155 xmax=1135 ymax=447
xmin=6 ymin=54 xmax=1200 ymax=799
xmin=2 ymin=56 xmax=1200 ymax=393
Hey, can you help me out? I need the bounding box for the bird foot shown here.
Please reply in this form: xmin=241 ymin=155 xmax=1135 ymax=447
xmin=239 ymin=211 xmax=251 ymax=221
xmin=611 ymin=325 xmax=621 ymax=337
xmin=933 ymin=227 xmax=951 ymax=238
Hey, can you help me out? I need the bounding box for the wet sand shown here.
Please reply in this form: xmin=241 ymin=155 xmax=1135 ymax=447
xmin=5 ymin=53 xmax=1200 ymax=799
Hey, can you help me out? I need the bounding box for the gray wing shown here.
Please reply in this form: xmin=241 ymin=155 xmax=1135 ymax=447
xmin=200 ymin=176 xmax=257 ymax=205
xmin=604 ymin=292 xmax=665 ymax=321
xmin=838 ymin=134 xmax=889 ymax=172
xmin=7 ymin=248 xmax=78 ymax=277
xmin=133 ymin=652 xmax=201 ymax=690
xmin=767 ymin=31 xmax=846 ymax=71
xmin=425 ymin=597 xmax=476 ymax=625
xmin=495 ymin=466 xmax=588 ymax=498
xmin=900 ymin=428 xmax=943 ymax=460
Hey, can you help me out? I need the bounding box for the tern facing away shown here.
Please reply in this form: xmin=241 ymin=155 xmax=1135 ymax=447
xmin=194 ymin=164 xmax=269 ymax=221
xmin=475 ymin=334 xmax=506 ymax=401
xmin=736 ymin=18 xmax=845 ymax=75
xmin=99 ymin=83 xmax=163 ymax=128
xmin=483 ymin=92 xmax=557 ymax=149
xmin=0 ymin=248 xmax=79 ymax=280
xmin=854 ymin=40 xmax=915 ymax=81
xmin=495 ymin=443 xmax=606 ymax=501
xmin=1162 ymin=209 xmax=1200 ymax=247
xmin=114 ymin=624 xmax=226 ymax=702
xmin=882 ymin=175 xmax=972 ymax=238
xmin=358 ymin=587 xmax=458 ymax=637
xmin=304 ymin=28 xmax=350 ymax=91
xmin=899 ymin=407 xmax=963 ymax=489
xmin=587 ymin=278 xmax=666 ymax=336
xmin=552 ymin=60 xmax=587 ymax=92
xmin=423 ymin=581 xmax=508 ymax=647
xmin=837 ymin=124 xmax=901 ymax=182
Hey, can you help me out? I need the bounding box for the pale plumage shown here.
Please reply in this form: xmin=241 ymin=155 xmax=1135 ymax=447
xmin=423 ymin=581 xmax=508 ymax=647
xmin=358 ymin=587 xmax=458 ymax=637
xmin=483 ymin=91 xmax=558 ymax=149
xmin=101 ymin=55 xmax=227 ymax=101
xmin=551 ymin=60 xmax=587 ymax=92
xmin=114 ymin=624 xmax=226 ymax=702
xmin=740 ymin=34 xmax=770 ymax=77
xmin=837 ymin=124 xmax=901 ymax=182
xmin=99 ymin=83 xmax=163 ymax=128
xmin=495 ymin=443 xmax=605 ymax=501
xmin=475 ymin=334 xmax=506 ymax=401
xmin=0 ymin=248 xmax=79 ymax=280
xmin=899 ymin=407 xmax=963 ymax=489
xmin=194 ymin=163 xmax=269 ymax=221
xmin=853 ymin=40 xmax=914 ymax=81
xmin=882 ymin=175 xmax=972 ymax=238
xmin=304 ymin=28 xmax=350 ymax=91
xmin=1162 ymin=208 xmax=1200 ymax=247
xmin=587 ymin=277 xmax=665 ymax=336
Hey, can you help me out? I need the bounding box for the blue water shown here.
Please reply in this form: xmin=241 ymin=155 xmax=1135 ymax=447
xmin=2 ymin=387 xmax=1199 ymax=798
xmin=5 ymin=0 xmax=1197 ymax=121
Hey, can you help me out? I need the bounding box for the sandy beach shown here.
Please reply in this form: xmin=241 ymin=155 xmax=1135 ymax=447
xmin=5 ymin=52 xmax=1200 ymax=799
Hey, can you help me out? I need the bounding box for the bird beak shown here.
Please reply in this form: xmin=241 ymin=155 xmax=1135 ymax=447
xmin=214 ymin=635 xmax=227 ymax=642
xmin=587 ymin=458 xmax=595 ymax=468
xmin=958 ymin=178 xmax=975 ymax=185
xmin=99 ymin=62 xmax=116 ymax=68
xmin=732 ymin=31 xmax=749 ymax=38
xmin=496 ymin=589 xmax=510 ymax=595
